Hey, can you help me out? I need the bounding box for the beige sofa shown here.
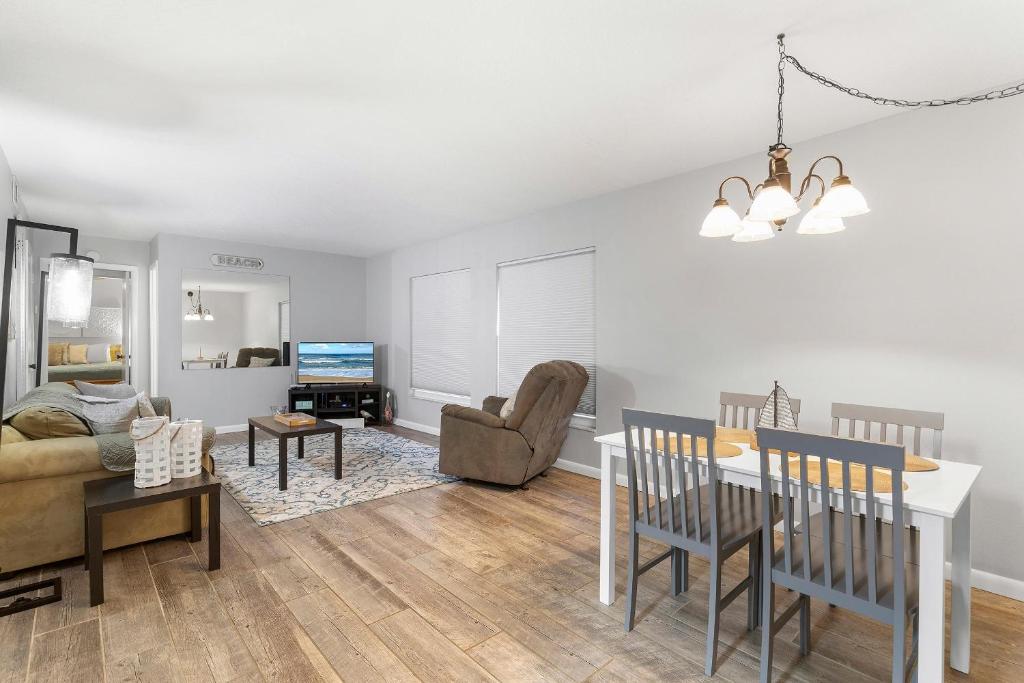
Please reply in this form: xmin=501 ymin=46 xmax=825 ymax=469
xmin=439 ymin=360 xmax=589 ymax=486
xmin=0 ymin=391 xmax=214 ymax=574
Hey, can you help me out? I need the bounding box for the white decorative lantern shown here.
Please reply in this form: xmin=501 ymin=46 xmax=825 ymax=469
xmin=48 ymin=253 xmax=94 ymax=328
xmin=131 ymin=416 xmax=171 ymax=488
xmin=169 ymin=420 xmax=204 ymax=478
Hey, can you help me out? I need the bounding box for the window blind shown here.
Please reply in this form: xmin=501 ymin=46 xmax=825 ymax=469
xmin=497 ymin=248 xmax=595 ymax=418
xmin=411 ymin=269 xmax=472 ymax=400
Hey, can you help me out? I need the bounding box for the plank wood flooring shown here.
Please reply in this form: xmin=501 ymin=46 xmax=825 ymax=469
xmin=1 ymin=425 xmax=1021 ymax=682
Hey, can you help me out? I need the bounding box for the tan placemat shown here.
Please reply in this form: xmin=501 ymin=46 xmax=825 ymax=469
xmin=716 ymin=426 xmax=753 ymax=443
xmin=786 ymin=452 xmax=938 ymax=473
xmin=778 ymin=456 xmax=908 ymax=493
xmin=652 ymin=434 xmax=743 ymax=458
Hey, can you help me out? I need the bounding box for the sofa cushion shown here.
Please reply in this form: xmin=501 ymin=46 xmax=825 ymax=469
xmin=9 ymin=405 xmax=91 ymax=439
xmin=0 ymin=435 xmax=103 ymax=484
xmin=1 ymin=425 xmax=28 ymax=443
xmin=75 ymin=380 xmax=138 ymax=399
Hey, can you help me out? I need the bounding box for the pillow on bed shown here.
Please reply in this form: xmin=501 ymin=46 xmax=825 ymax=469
xmin=86 ymin=344 xmax=110 ymax=364
xmin=109 ymin=344 xmax=123 ymax=361
xmin=47 ymin=343 xmax=66 ymax=366
xmin=68 ymin=344 xmax=88 ymax=364
xmin=74 ymin=381 xmax=137 ymax=399
xmin=9 ymin=406 xmax=91 ymax=439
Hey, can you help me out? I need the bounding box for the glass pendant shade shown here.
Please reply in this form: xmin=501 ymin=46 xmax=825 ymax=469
xmin=699 ymin=200 xmax=742 ymax=237
xmin=731 ymin=217 xmax=775 ymax=243
xmin=817 ymin=176 xmax=869 ymax=218
xmin=47 ymin=254 xmax=94 ymax=328
xmin=797 ymin=201 xmax=846 ymax=235
xmin=184 ymin=312 xmax=200 ymax=321
xmin=203 ymin=313 xmax=215 ymax=321
xmin=748 ymin=182 xmax=800 ymax=222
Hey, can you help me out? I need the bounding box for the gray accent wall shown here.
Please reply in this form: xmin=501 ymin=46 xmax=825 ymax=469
xmin=153 ymin=233 xmax=365 ymax=427
xmin=366 ymin=96 xmax=1024 ymax=583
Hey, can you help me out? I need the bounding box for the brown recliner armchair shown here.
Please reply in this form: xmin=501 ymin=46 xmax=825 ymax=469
xmin=439 ymin=360 xmax=589 ymax=486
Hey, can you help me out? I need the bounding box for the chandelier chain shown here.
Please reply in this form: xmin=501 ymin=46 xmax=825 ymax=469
xmin=778 ymin=34 xmax=1024 ymax=108
xmin=776 ymin=36 xmax=786 ymax=146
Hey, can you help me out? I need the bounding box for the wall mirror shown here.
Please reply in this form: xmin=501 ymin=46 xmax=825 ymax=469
xmin=180 ymin=269 xmax=290 ymax=370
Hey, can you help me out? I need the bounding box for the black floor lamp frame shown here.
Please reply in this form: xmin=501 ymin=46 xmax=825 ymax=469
xmin=0 ymin=217 xmax=83 ymax=614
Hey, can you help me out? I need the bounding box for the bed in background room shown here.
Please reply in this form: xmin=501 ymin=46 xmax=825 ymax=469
xmin=47 ymin=342 xmax=125 ymax=384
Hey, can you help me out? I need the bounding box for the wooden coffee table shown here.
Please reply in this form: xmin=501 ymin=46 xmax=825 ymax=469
xmin=248 ymin=415 xmax=342 ymax=490
xmin=84 ymin=470 xmax=220 ymax=606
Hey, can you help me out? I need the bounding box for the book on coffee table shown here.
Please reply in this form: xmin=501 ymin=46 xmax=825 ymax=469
xmin=273 ymin=412 xmax=317 ymax=427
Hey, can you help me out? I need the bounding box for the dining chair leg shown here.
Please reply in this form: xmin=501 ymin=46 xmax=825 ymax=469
xmin=623 ymin=528 xmax=640 ymax=632
xmin=892 ymin=607 xmax=906 ymax=683
xmin=799 ymin=594 xmax=811 ymax=655
xmin=759 ymin=581 xmax=776 ymax=683
xmin=747 ymin=537 xmax=759 ymax=631
xmin=705 ymin=557 xmax=722 ymax=676
xmin=670 ymin=548 xmax=683 ymax=596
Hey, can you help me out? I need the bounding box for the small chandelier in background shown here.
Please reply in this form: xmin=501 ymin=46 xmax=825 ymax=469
xmin=701 ymin=33 xmax=1024 ymax=243
xmin=184 ymin=286 xmax=214 ymax=321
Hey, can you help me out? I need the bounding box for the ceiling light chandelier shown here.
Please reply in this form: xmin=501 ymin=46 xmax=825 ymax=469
xmin=701 ymin=34 xmax=1024 ymax=242
xmin=184 ymin=286 xmax=214 ymax=321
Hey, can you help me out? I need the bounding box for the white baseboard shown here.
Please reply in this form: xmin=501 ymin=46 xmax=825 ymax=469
xmin=552 ymin=458 xmax=1024 ymax=603
xmin=215 ymin=423 xmax=248 ymax=434
xmin=393 ymin=418 xmax=441 ymax=436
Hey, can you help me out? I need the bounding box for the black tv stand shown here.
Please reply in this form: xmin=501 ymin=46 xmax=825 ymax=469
xmin=288 ymin=384 xmax=383 ymax=426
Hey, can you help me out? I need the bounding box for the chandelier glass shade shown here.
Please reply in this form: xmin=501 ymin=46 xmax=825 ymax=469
xmin=47 ymin=254 xmax=94 ymax=328
xmin=699 ymin=199 xmax=743 ymax=237
xmin=796 ymin=198 xmax=846 ymax=235
xmin=817 ymin=176 xmax=870 ymax=218
xmin=732 ymin=216 xmax=775 ymax=242
xmin=747 ymin=180 xmax=801 ymax=222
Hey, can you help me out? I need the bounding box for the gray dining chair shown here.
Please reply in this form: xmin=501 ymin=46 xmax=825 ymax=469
xmin=832 ymin=402 xmax=944 ymax=459
xmin=755 ymin=427 xmax=919 ymax=683
xmin=622 ymin=409 xmax=767 ymax=676
xmin=719 ymin=391 xmax=802 ymax=429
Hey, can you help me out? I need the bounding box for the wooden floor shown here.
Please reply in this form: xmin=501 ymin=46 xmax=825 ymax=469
xmin=2 ymin=425 xmax=1021 ymax=682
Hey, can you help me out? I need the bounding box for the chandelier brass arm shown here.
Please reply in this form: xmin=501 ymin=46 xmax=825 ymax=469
xmin=795 ymin=173 xmax=827 ymax=202
xmin=716 ymin=176 xmax=756 ymax=201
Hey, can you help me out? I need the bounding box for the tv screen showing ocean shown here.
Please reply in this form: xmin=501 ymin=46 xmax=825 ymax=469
xmin=297 ymin=343 xmax=374 ymax=381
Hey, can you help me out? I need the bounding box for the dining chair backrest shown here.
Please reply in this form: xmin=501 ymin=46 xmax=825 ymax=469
xmin=622 ymin=409 xmax=721 ymax=548
xmin=756 ymin=427 xmax=906 ymax=622
xmin=719 ymin=391 xmax=802 ymax=429
xmin=831 ymin=402 xmax=944 ymax=459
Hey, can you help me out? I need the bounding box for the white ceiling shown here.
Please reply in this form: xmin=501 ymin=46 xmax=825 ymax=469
xmin=2 ymin=1 xmax=1023 ymax=256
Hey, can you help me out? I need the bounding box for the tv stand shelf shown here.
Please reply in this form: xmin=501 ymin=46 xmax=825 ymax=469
xmin=288 ymin=384 xmax=383 ymax=426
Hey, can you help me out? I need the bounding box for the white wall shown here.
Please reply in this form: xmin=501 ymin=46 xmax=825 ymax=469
xmin=367 ymin=97 xmax=1024 ymax=583
xmin=154 ymin=233 xmax=365 ymax=427
xmin=242 ymin=278 xmax=289 ymax=348
xmin=0 ymin=143 xmax=17 ymax=407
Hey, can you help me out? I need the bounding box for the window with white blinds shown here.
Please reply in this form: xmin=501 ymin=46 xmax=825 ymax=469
xmin=497 ymin=248 xmax=596 ymax=426
xmin=410 ymin=269 xmax=472 ymax=404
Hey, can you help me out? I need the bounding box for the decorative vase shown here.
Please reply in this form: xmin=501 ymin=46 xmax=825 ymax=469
xmin=384 ymin=390 xmax=394 ymax=425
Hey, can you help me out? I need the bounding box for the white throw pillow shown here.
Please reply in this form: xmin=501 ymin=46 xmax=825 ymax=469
xmin=77 ymin=392 xmax=149 ymax=434
xmin=499 ymin=390 xmax=517 ymax=419
xmin=75 ymin=380 xmax=137 ymax=399
xmin=249 ymin=356 xmax=275 ymax=367
xmin=86 ymin=343 xmax=110 ymax=364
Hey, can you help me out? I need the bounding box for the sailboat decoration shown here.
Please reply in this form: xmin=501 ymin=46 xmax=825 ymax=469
xmin=758 ymin=380 xmax=798 ymax=430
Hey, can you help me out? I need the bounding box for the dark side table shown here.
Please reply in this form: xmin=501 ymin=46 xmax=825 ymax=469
xmin=248 ymin=415 xmax=342 ymax=490
xmin=83 ymin=471 xmax=220 ymax=606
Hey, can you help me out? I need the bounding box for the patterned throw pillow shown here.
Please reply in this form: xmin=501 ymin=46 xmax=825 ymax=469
xmin=74 ymin=381 xmax=138 ymax=399
xmin=249 ymin=356 xmax=275 ymax=367
xmin=76 ymin=393 xmax=149 ymax=434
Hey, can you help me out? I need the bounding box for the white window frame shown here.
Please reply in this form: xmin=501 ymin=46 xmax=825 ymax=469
xmin=496 ymin=247 xmax=596 ymax=431
xmin=409 ymin=268 xmax=472 ymax=406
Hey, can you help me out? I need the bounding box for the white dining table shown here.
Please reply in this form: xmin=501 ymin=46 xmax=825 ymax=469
xmin=594 ymin=430 xmax=980 ymax=682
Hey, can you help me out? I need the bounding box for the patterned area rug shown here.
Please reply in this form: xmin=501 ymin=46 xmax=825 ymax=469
xmin=212 ymin=428 xmax=456 ymax=526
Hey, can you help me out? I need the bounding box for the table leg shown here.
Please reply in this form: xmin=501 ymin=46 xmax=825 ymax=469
xmin=918 ymin=513 xmax=947 ymax=682
xmin=279 ymin=438 xmax=288 ymax=490
xmin=208 ymin=486 xmax=221 ymax=571
xmin=334 ymin=429 xmax=342 ymax=480
xmin=189 ymin=495 xmax=202 ymax=543
xmin=248 ymin=423 xmax=255 ymax=466
xmin=83 ymin=501 xmax=89 ymax=570
xmin=298 ymin=436 xmax=304 ymax=459
xmin=87 ymin=512 xmax=103 ymax=606
xmin=599 ymin=443 xmax=616 ymax=606
xmin=950 ymin=493 xmax=972 ymax=673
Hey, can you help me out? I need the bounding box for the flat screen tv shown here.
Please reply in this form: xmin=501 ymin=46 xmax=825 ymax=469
xmin=297 ymin=342 xmax=374 ymax=384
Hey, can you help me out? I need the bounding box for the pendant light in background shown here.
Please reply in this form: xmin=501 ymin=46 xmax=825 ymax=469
xmin=46 ymin=253 xmax=94 ymax=328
